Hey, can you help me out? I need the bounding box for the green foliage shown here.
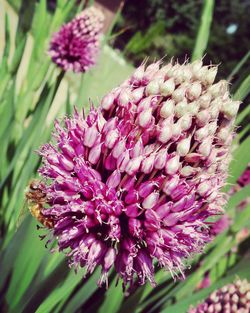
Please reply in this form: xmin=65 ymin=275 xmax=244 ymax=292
xmin=0 ymin=1 xmax=250 ymax=313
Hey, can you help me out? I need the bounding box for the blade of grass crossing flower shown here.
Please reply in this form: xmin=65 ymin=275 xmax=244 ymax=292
xmin=228 ymin=50 xmax=250 ymax=82
xmin=117 ymin=286 xmax=146 ymax=313
xmin=175 ymin=236 xmax=234 ymax=300
xmin=237 ymin=123 xmax=250 ymax=142
xmin=35 ymin=269 xmax=85 ymax=313
xmin=191 ymin=0 xmax=214 ymax=61
xmin=56 ymin=270 xmax=101 ymax=313
xmin=0 ymin=218 xmax=30 ymax=288
xmin=4 ymin=218 xmax=48 ymax=311
xmin=226 ymin=184 xmax=250 ymax=214
xmin=148 ymin=236 xmax=235 ymax=312
xmin=232 ymin=203 xmax=250 ymax=233
xmin=16 ymin=259 xmax=69 ymax=313
xmin=236 ymin=103 xmax=250 ymax=125
xmin=98 ymin=277 xmax=124 ymax=313
xmin=233 ymin=73 xmax=250 ymax=101
xmin=224 ymin=136 xmax=250 ymax=192
xmin=160 ymin=261 xmax=250 ymax=313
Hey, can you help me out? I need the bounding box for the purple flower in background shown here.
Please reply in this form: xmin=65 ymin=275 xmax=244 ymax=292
xmin=238 ymin=164 xmax=250 ymax=187
xmin=210 ymin=214 xmax=231 ymax=237
xmin=189 ymin=279 xmax=250 ymax=313
xmin=49 ymin=6 xmax=104 ymax=72
xmin=36 ymin=60 xmax=239 ymax=288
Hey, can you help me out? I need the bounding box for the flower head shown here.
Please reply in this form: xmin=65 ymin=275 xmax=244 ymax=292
xmin=36 ymin=60 xmax=238 ymax=288
xmin=49 ymin=6 xmax=104 ymax=72
xmin=189 ymin=279 xmax=250 ymax=313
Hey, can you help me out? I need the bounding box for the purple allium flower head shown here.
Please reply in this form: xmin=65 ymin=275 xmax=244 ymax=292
xmin=37 ymin=60 xmax=239 ymax=288
xmin=189 ymin=279 xmax=250 ymax=313
xmin=49 ymin=6 xmax=104 ymax=72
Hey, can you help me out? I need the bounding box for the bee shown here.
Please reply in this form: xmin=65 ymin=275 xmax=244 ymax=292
xmin=17 ymin=180 xmax=54 ymax=229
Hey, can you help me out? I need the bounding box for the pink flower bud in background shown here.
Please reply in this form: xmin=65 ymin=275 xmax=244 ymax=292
xmin=49 ymin=7 xmax=104 ymax=73
xmin=36 ymin=60 xmax=237 ymax=289
xmin=189 ymin=279 xmax=250 ymax=313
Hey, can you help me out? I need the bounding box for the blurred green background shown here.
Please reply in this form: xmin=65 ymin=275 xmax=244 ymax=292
xmin=0 ymin=0 xmax=250 ymax=312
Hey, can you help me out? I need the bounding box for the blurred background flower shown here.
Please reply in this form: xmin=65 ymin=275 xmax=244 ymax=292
xmin=49 ymin=6 xmax=104 ymax=72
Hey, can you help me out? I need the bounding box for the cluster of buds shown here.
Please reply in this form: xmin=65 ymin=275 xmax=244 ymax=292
xmin=49 ymin=6 xmax=104 ymax=72
xmin=189 ymin=279 xmax=250 ymax=313
xmin=37 ymin=60 xmax=239 ymax=288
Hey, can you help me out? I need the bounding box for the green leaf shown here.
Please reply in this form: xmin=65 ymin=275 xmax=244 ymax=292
xmin=232 ymin=203 xmax=250 ymax=233
xmin=118 ymin=285 xmax=146 ymax=313
xmin=0 ymin=13 xmax=11 ymax=66
xmin=228 ymin=50 xmax=250 ymax=82
xmin=233 ymin=73 xmax=250 ymax=101
xmin=0 ymin=72 xmax=64 ymax=192
xmin=35 ymin=269 xmax=84 ymax=313
xmin=9 ymin=35 xmax=26 ymax=75
xmin=225 ymin=136 xmax=250 ymax=192
xmin=98 ymin=276 xmax=124 ymax=313
xmin=236 ymin=103 xmax=250 ymax=125
xmin=226 ymin=184 xmax=250 ymax=214
xmin=160 ymin=261 xmax=250 ymax=313
xmin=5 ymin=218 xmax=48 ymax=311
xmin=192 ymin=0 xmax=214 ymax=61
xmin=62 ymin=270 xmax=101 ymax=313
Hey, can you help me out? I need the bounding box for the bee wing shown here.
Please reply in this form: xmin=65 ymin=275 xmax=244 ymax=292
xmin=15 ymin=200 xmax=29 ymax=231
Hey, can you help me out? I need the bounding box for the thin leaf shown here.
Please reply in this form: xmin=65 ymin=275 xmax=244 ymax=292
xmin=192 ymin=0 xmax=214 ymax=61
xmin=98 ymin=277 xmax=123 ymax=313
xmin=61 ymin=270 xmax=101 ymax=313
xmin=225 ymin=136 xmax=250 ymax=192
xmin=226 ymin=184 xmax=250 ymax=214
xmin=236 ymin=103 xmax=250 ymax=125
xmin=160 ymin=259 xmax=250 ymax=313
xmin=228 ymin=50 xmax=250 ymax=82
xmin=35 ymin=269 xmax=84 ymax=313
xmin=233 ymin=73 xmax=250 ymax=101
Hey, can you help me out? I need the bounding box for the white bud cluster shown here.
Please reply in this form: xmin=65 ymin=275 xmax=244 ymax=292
xmin=101 ymin=59 xmax=238 ymax=199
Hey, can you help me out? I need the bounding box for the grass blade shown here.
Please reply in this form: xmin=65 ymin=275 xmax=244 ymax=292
xmin=192 ymin=0 xmax=214 ymax=61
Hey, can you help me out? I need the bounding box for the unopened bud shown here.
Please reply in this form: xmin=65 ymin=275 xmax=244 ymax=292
xmin=177 ymin=137 xmax=191 ymax=156
xmin=221 ymin=100 xmax=240 ymax=119
xmin=177 ymin=114 xmax=192 ymax=131
xmin=187 ymin=82 xmax=202 ymax=101
xmin=199 ymin=93 xmax=211 ymax=109
xmin=101 ymin=93 xmax=114 ymax=110
xmin=138 ymin=108 xmax=152 ymax=128
xmin=146 ymin=80 xmax=160 ymax=95
xmin=165 ymin=155 xmax=180 ymax=175
xmin=175 ymin=99 xmax=188 ymax=118
xmin=159 ymin=78 xmax=175 ymax=96
xmin=160 ymin=99 xmax=175 ymax=118
xmin=172 ymin=86 xmax=186 ymax=102
xmin=205 ymin=66 xmax=218 ymax=85
xmin=142 ymin=192 xmax=159 ymax=209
